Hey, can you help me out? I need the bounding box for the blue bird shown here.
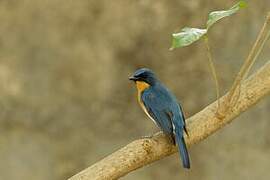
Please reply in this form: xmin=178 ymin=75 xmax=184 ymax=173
xmin=129 ymin=68 xmax=190 ymax=169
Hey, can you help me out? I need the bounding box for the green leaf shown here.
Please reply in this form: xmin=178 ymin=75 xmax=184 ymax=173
xmin=170 ymin=27 xmax=207 ymax=50
xmin=206 ymin=1 xmax=247 ymax=29
xmin=170 ymin=1 xmax=247 ymax=49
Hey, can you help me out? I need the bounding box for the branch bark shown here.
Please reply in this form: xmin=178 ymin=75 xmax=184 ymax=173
xmin=69 ymin=61 xmax=270 ymax=180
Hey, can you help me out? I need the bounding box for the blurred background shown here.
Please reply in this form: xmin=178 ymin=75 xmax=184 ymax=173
xmin=0 ymin=0 xmax=269 ymax=179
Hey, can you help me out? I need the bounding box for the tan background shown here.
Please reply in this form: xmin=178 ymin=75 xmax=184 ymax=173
xmin=0 ymin=0 xmax=270 ymax=179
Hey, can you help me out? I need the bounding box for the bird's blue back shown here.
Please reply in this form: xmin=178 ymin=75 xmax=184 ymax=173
xmin=141 ymin=82 xmax=184 ymax=134
xmin=141 ymin=82 xmax=190 ymax=168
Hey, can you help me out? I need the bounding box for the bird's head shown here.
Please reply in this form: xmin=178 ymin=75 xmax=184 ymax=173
xmin=129 ymin=68 xmax=158 ymax=86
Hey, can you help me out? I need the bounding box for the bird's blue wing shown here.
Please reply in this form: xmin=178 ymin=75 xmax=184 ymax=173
xmin=141 ymin=87 xmax=174 ymax=135
xmin=178 ymin=103 xmax=188 ymax=135
xmin=142 ymin=86 xmax=190 ymax=168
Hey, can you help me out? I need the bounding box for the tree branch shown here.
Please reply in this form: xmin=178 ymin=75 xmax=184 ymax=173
xmin=69 ymin=61 xmax=270 ymax=180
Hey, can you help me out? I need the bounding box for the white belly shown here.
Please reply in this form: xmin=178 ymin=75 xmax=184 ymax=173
xmin=138 ymin=94 xmax=159 ymax=127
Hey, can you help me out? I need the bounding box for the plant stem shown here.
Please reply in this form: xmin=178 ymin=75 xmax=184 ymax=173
xmin=204 ymin=36 xmax=221 ymax=111
xmin=226 ymin=12 xmax=270 ymax=107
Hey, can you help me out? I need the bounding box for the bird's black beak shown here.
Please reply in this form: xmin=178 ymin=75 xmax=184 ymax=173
xmin=129 ymin=76 xmax=138 ymax=81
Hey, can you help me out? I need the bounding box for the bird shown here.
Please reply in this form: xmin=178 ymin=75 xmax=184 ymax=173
xmin=129 ymin=68 xmax=190 ymax=169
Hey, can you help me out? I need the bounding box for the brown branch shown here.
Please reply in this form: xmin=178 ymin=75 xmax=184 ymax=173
xmin=68 ymin=60 xmax=270 ymax=180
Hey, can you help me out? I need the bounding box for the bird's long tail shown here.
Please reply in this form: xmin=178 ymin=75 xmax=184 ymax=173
xmin=175 ymin=128 xmax=190 ymax=169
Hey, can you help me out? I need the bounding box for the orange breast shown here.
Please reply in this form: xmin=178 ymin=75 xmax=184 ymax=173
xmin=135 ymin=81 xmax=150 ymax=103
xmin=136 ymin=81 xmax=150 ymax=93
xmin=135 ymin=81 xmax=158 ymax=126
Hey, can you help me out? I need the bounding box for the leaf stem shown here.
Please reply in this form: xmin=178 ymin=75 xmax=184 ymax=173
xmin=204 ymin=36 xmax=221 ymax=112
